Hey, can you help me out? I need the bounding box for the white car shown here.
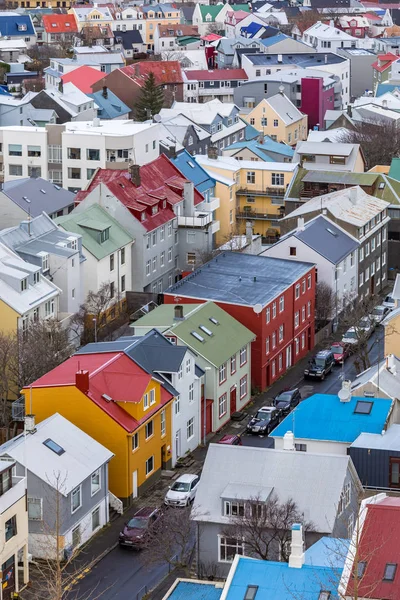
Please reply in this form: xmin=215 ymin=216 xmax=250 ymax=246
xmin=369 ymin=305 xmax=390 ymax=324
xmin=383 ymin=294 xmax=396 ymax=310
xmin=164 ymin=474 xmax=200 ymax=507
xmin=342 ymin=327 xmax=358 ymax=346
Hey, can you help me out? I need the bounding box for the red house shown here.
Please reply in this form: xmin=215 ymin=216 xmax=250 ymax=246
xmin=163 ymin=252 xmax=315 ymax=391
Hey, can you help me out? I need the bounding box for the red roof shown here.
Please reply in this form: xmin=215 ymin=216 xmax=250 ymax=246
xmin=75 ymin=154 xmax=204 ymax=232
xmin=372 ymin=53 xmax=399 ymax=72
xmin=185 ymin=68 xmax=248 ymax=81
xmin=365 ymin=11 xmax=382 ymax=20
xmin=61 ymin=66 xmax=105 ymax=94
xmin=42 ymin=13 xmax=78 ymax=33
xmin=25 ymin=352 xmax=173 ymax=432
xmin=120 ymin=61 xmax=184 ymax=85
xmin=201 ymin=33 xmax=222 ymax=42
xmin=346 ymin=497 xmax=400 ymax=600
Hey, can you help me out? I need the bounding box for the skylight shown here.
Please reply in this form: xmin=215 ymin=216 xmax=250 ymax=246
xmin=318 ymin=592 xmax=331 ymax=600
xmin=199 ymin=325 xmax=213 ymax=336
xmin=383 ymin=563 xmax=397 ymax=581
xmin=244 ymin=586 xmax=258 ymax=600
xmin=209 ymin=317 xmax=219 ymax=325
xmin=188 ymin=161 xmax=195 ymax=168
xmin=43 ymin=438 xmax=65 ymax=456
xmin=326 ymin=228 xmax=338 ymax=237
xmin=354 ymin=400 xmax=373 ymax=415
xmin=191 ymin=331 xmax=204 ymax=342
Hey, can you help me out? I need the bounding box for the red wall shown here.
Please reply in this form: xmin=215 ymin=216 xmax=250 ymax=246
xmin=300 ymin=77 xmax=335 ymax=130
xmin=164 ymin=266 xmax=316 ymax=392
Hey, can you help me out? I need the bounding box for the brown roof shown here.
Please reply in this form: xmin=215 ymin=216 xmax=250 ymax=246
xmin=158 ymin=23 xmax=198 ymax=37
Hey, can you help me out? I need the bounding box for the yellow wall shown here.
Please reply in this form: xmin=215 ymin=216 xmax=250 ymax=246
xmin=143 ymin=11 xmax=180 ymax=45
xmin=0 ymin=300 xmax=20 ymax=335
xmin=214 ymin=182 xmax=236 ymax=246
xmin=69 ymin=8 xmax=114 ymax=31
xmin=355 ymin=151 xmax=366 ymax=172
xmin=246 ymin=99 xmax=308 ymax=145
xmin=384 ymin=312 xmax=400 ymax=357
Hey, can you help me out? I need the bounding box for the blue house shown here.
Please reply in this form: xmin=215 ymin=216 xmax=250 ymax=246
xmin=172 ymin=149 xmax=216 ymax=200
xmin=224 ymin=138 xmax=294 ymax=162
xmin=88 ymin=88 xmax=130 ymax=120
xmin=271 ymin=393 xmax=393 ymax=455
xmin=0 ymin=14 xmax=36 ymax=43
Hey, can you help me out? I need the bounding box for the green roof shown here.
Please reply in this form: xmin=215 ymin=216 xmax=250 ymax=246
xmin=199 ymin=5 xmax=224 ymax=21
xmin=388 ymin=157 xmax=400 ymax=182
xmin=169 ymin=301 xmax=255 ymax=367
xmin=132 ymin=304 xmax=202 ymax=330
xmin=177 ymin=36 xmax=201 ymax=45
xmin=56 ymin=204 xmax=133 ymax=261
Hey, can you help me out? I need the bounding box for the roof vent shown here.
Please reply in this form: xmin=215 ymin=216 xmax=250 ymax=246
xmin=338 ymin=379 xmax=351 ymax=403
xmin=102 ymin=393 xmax=113 ymax=402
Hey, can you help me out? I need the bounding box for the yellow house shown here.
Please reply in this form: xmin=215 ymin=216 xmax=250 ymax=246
xmin=246 ymin=94 xmax=308 ymax=145
xmin=140 ymin=5 xmax=181 ymax=49
xmin=23 ymin=350 xmax=174 ymax=505
xmin=69 ymin=6 xmax=115 ymax=32
xmin=383 ymin=305 xmax=400 ymax=357
xmin=196 ymin=153 xmax=297 ymax=241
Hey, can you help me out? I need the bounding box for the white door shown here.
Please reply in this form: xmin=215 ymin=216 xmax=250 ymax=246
xmin=175 ymin=430 xmax=181 ymax=459
xmin=286 ymin=345 xmax=292 ymax=369
xmin=132 ymin=470 xmax=138 ymax=499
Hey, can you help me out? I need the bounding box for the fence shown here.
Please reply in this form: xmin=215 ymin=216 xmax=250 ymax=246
xmin=315 ymin=321 xmax=334 ymax=345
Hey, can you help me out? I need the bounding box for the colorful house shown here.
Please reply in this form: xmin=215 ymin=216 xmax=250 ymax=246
xmin=22 ymin=351 xmax=175 ymax=504
xmin=245 ymin=95 xmax=308 ymax=146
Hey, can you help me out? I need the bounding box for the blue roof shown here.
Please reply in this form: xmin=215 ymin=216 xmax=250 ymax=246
xmin=375 ymin=83 xmax=400 ymax=97
xmin=225 ymin=556 xmax=341 ymax=600
xmin=244 ymin=123 xmax=260 ymax=141
xmin=259 ymin=32 xmax=288 ymax=47
xmin=172 ymin=150 xmax=215 ymax=194
xmin=88 ymin=89 xmax=130 ymax=120
xmin=0 ymin=14 xmax=35 ymax=37
xmin=271 ymin=394 xmax=393 ymax=443
xmin=167 ymin=581 xmax=222 ymax=600
xmin=0 ymin=86 xmax=12 ymax=97
xmin=240 ymin=22 xmax=263 ymax=37
xmin=305 ymin=537 xmax=350 ymax=569
xmin=226 ymin=138 xmax=294 ymax=160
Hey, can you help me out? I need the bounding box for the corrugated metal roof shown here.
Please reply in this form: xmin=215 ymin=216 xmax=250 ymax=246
xmin=302 ymin=171 xmax=378 ymax=185
xmin=3 ymin=177 xmax=75 ymax=217
xmin=351 ymin=424 xmax=400 ymax=450
xmin=167 ymin=581 xmax=222 ymax=600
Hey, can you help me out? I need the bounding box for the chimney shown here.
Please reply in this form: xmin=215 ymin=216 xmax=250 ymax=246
xmin=76 ymin=370 xmax=90 ymax=394
xmin=382 ymin=98 xmax=388 ymax=109
xmin=129 ymin=164 xmax=141 ymax=187
xmin=283 ymin=430 xmax=295 ymax=451
xmin=338 ymin=379 xmax=352 ymax=403
xmin=25 ymin=414 xmax=36 ymax=434
xmin=297 ymin=216 xmax=305 ymax=231
xmin=289 ymin=524 xmax=305 ymax=569
xmin=324 ymin=54 xmax=328 ymax=64
xmin=207 ymin=145 xmax=218 ymax=160
xmin=349 ymin=187 xmax=357 ymax=203
xmin=277 ymin=54 xmax=283 ymax=63
xmin=258 ymin=132 xmax=265 ymax=145
xmin=387 ymin=354 xmax=397 ymax=375
xmin=102 ymin=85 xmax=108 ymax=99
xmin=347 ymin=104 xmax=352 ymax=117
xmin=174 ymin=305 xmax=184 ymax=320
xmin=183 ymin=181 xmax=195 ymax=217
xmin=246 ymin=221 xmax=253 ymax=245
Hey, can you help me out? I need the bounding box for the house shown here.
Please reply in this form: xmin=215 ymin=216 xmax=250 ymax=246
xmin=132 ymin=302 xmax=254 ymax=434
xmin=245 ymin=94 xmax=308 ymax=145
xmin=0 ymin=213 xmax=84 ymax=322
xmin=60 ymin=65 xmax=105 ymax=95
xmin=302 ymin=21 xmax=364 ymax=52
xmin=263 ymin=215 xmax=359 ymax=311
xmin=69 ymin=4 xmax=114 ymax=33
xmin=112 ymin=6 xmax=145 ymax=37
xmin=22 ymin=349 xmax=176 ymax=504
xmin=372 ymin=53 xmax=399 ymax=89
xmin=350 ymin=355 xmax=400 ymax=409
xmin=184 ymin=69 xmax=248 ymax=104
xmin=282 ymin=186 xmax=390 ymax=299
xmin=88 ymin=86 xmax=130 ymax=120
xmin=0 ymin=13 xmax=37 ymax=47
xmin=223 ymin=137 xmax=294 ymax=163
xmin=336 ymin=48 xmax=376 ymax=98
xmin=292 ymin=141 xmax=365 ymax=172
xmin=0 ymin=177 xmax=75 ymax=227
xmin=0 ymin=38 xmax=28 ymax=63
xmin=192 ymin=4 xmax=250 ymax=37
xmin=41 ymin=13 xmax=78 ymax=45
xmin=153 ymin=24 xmax=199 ymax=54
xmin=138 ymin=4 xmax=181 ymax=51
xmin=0 ymin=414 xmax=113 ymax=559
xmin=56 ymin=204 xmax=133 ymax=306
xmin=0 ymin=242 xmax=61 ymax=335
xmin=159 ymin=114 xmax=211 ymax=157
xmin=73 ymin=158 xmax=211 ymax=292
xmin=164 ymin=252 xmax=316 ymax=390
xmin=113 ymin=30 xmax=146 ymax=59
xmin=271 ymin=391 xmax=394 ymax=455
xmin=350 ymin=425 xmax=400 ymax=489
xmin=76 ymin=24 xmax=115 ymax=51
xmin=192 ymin=443 xmax=362 ymax=577
xmin=76 ymin=329 xmax=202 ymax=466
xmin=24 ymin=84 xmax=96 ymax=125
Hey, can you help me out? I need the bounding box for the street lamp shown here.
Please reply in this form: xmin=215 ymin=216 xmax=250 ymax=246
xmin=203 ymin=367 xmax=212 ymax=447
xmin=93 ymin=318 xmax=97 ymax=343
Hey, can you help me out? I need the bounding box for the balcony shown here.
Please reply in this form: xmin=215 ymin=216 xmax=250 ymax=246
xmin=237 ymin=187 xmax=285 ymax=198
xmin=178 ymin=212 xmax=213 ymax=228
xmin=201 ymin=197 xmax=220 ymax=212
xmin=12 ymin=396 xmax=25 ymax=422
xmin=236 ymin=209 xmax=282 ymax=221
xmin=210 ymin=220 xmax=220 ymax=234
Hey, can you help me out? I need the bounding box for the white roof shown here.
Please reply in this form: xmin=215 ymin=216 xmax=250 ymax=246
xmin=307 ymin=128 xmax=349 ymax=142
xmin=161 ymin=98 xmax=238 ymax=125
xmin=74 ymin=45 xmax=108 ymax=54
xmin=73 ymin=5 xmax=113 ymax=20
xmin=304 ymin=21 xmax=358 ymax=41
xmin=0 ymin=413 xmax=113 ymax=496
xmin=211 ymin=119 xmax=246 ymax=143
xmin=178 ymin=49 xmax=208 ymax=70
xmin=64 ymin=119 xmax=159 ymax=137
xmin=0 ymin=38 xmax=27 ymax=50
xmin=263 ymin=93 xmax=305 ymax=125
xmin=351 ymin=424 xmax=400 ymax=450
xmin=295 ymin=140 xmax=354 ymax=157
xmin=353 ymin=93 xmax=400 ymax=111
xmin=193 ymin=444 xmax=355 ymax=532
xmin=196 ymin=154 xmax=298 ymax=172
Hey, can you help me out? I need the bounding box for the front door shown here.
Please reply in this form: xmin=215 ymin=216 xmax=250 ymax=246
xmin=230 ymin=386 xmax=237 ymax=415
xmin=286 ymin=345 xmax=292 ymax=369
xmin=175 ymin=430 xmax=181 ymax=459
xmin=132 ymin=470 xmax=138 ymax=499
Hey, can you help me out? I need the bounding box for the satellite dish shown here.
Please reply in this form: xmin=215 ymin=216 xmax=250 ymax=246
xmin=253 ymin=304 xmax=263 ymax=314
xmin=153 ymin=114 xmax=162 ymax=123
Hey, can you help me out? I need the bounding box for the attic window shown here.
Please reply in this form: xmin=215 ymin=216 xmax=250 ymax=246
xmin=244 ymin=586 xmax=258 ymax=600
xmin=191 ymin=331 xmax=204 ymax=342
xmin=318 ymin=593 xmax=331 ymax=600
xmin=152 ymin=205 xmax=158 ymax=215
xmin=209 ymin=317 xmax=219 ymax=325
xmin=43 ymin=438 xmax=65 ymax=456
xmin=199 ymin=325 xmax=213 ymax=336
xmin=52 ymin=23 xmax=57 ymax=27
xmin=354 ymin=400 xmax=373 ymax=415
xmin=379 ymin=182 xmax=385 ymax=189
xmin=66 ymin=23 xmax=70 ymax=26
xmin=383 ymin=563 xmax=397 ymax=581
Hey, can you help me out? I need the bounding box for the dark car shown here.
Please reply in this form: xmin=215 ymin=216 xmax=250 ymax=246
xmin=246 ymin=406 xmax=280 ymax=435
xmin=273 ymin=388 xmax=301 ymax=417
xmin=304 ymin=350 xmax=335 ymax=380
xmin=119 ymin=507 xmax=161 ymax=548
xmin=218 ymin=434 xmax=242 ymax=445
xmin=330 ymin=342 xmax=350 ymax=365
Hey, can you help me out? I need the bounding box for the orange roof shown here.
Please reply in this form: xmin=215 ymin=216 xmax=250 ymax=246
xmin=42 ymin=13 xmax=78 ymax=33
xmin=61 ymin=65 xmax=105 ymax=94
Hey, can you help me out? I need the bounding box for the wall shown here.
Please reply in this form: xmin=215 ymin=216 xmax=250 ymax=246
xmin=273 ymin=437 xmax=348 ymax=455
xmin=336 ymin=49 xmax=376 ymax=97
xmin=0 ymin=299 xmax=20 ymax=335
xmin=0 ymin=127 xmax=49 ymax=182
xmin=349 ymin=446 xmax=399 ymax=489
xmin=384 ymin=312 xmax=400 ymax=356
xmin=0 ymin=488 xmax=29 ymax=592
xmin=300 ymin=77 xmax=334 ymax=130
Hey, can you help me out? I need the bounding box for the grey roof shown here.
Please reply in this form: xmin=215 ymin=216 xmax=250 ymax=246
xmin=351 ymin=424 xmax=400 ymax=451
xmin=302 ymin=171 xmax=378 ymax=185
xmin=166 ymin=252 xmax=313 ymax=307
xmin=285 ymin=215 xmax=359 ymax=264
xmin=351 ymin=357 xmax=400 ymax=399
xmin=193 ymin=444 xmax=356 ymax=532
xmin=2 ymin=177 xmax=75 ymax=217
xmin=245 ymin=52 xmax=345 ymax=67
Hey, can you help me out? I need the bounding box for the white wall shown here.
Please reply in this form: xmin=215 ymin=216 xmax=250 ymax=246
xmin=0 ymin=127 xmax=49 ymax=182
xmin=273 ymin=436 xmax=348 ymax=455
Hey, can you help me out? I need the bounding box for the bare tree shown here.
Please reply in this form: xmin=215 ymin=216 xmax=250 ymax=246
xmin=339 ymin=296 xmax=377 ymax=371
xmin=338 ymin=119 xmax=400 ymax=170
xmin=223 ymin=492 xmax=314 ymax=562
xmin=205 ymin=23 xmax=222 ymax=35
xmin=161 ymin=50 xmax=187 ymax=62
xmin=315 ymin=281 xmax=336 ymax=328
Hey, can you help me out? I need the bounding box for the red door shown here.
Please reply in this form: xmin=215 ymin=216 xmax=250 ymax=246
xmin=230 ymin=386 xmax=237 ymax=415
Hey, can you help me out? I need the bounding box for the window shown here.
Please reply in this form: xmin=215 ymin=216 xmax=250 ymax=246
xmin=175 ymin=396 xmax=180 ymax=415
xmin=188 ymin=383 xmax=194 ymax=404
xmin=307 ymin=274 xmax=312 ymax=289
xmin=149 ymin=389 xmax=156 ymax=406
xmin=145 ymin=420 xmax=153 ymax=439
xmin=9 ymin=164 xmax=22 ymax=176
xmin=272 ymin=302 xmax=277 ymax=319
xmin=383 ymin=564 xmax=397 ymax=581
xmin=231 ymin=355 xmax=236 ymax=374
xmin=152 ymin=231 xmax=157 ymax=246
xmin=273 ymin=119 xmax=278 ymax=127
xmin=219 ymin=536 xmax=245 ymax=562
xmin=68 ymin=167 xmax=81 ymax=180
xmin=219 ymin=362 xmax=227 ymax=384
xmin=187 ymin=252 xmax=196 ymax=265
xmin=272 ymin=331 xmax=276 ymax=349
xmin=244 ymin=586 xmax=259 ymax=600
xmin=92 ymin=507 xmax=100 ymax=531
xmin=152 ymin=256 xmax=157 ymax=272
xmin=279 ymin=296 xmax=284 ymax=312
xmin=278 ymin=353 xmax=283 ymax=371
xmin=266 ymin=337 xmax=270 ymax=355
xmin=20 ymin=278 xmax=27 ymax=292
xmin=271 ymin=360 xmax=276 ymax=378
xmin=146 ymin=456 xmax=154 ymax=476
xmin=295 ymin=284 xmax=300 ymax=299
xmin=330 ymin=155 xmax=346 ymax=165
xmin=266 ymin=307 xmax=270 ymax=323
xmin=143 ymin=393 xmax=149 ymax=410
xmin=161 ymin=409 xmax=166 ymax=437
xmin=302 ymin=306 xmax=306 ymax=322
xmin=71 ymin=485 xmax=82 ymax=513
xmin=9 ymin=144 xmax=22 ymax=156
xmin=87 ymin=148 xmax=100 ymax=161
xmin=5 ymin=516 xmax=17 ymax=542
xmin=365 ymin=242 xmax=370 ymax=257
xmin=110 ymin=253 xmax=114 ymax=272
xmin=271 ymin=173 xmax=284 ymax=186
xmin=240 ymin=375 xmax=247 ymax=399
xmin=224 ymin=501 xmax=245 ymax=517
xmin=28 ymin=497 xmax=42 ymax=521
xmin=240 ymin=346 xmax=247 ymax=367
xmin=168 ymin=222 xmax=172 ymax=237
xmin=246 ymin=171 xmax=255 ymax=184
xmin=354 ymin=400 xmax=373 ymax=415
xmin=307 ymin=301 xmax=311 ymax=317
xmin=28 ymin=145 xmax=41 ymax=157
xmin=146 ymin=260 xmax=151 ymax=276
xmin=295 ymin=311 xmax=299 ymax=328
xmin=219 ymin=393 xmax=227 ymax=418
xmin=279 ymin=325 xmax=284 ymax=342
xmin=91 ymin=469 xmax=101 ymax=496
xmin=338 ymin=481 xmax=351 ymax=515
xmin=45 ymin=299 xmax=55 ymax=317
xmin=187 ymin=417 xmax=194 ymax=440
xmin=110 ymin=282 xmax=115 ymax=299
xmin=132 ymin=432 xmax=139 ymax=451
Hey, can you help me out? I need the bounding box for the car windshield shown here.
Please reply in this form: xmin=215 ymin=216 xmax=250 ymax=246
xmin=256 ymin=410 xmax=271 ymax=421
xmin=313 ymin=358 xmax=326 ymax=368
xmin=276 ymin=393 xmax=292 ymax=402
xmin=331 ymin=345 xmax=343 ymax=354
xmin=344 ymin=331 xmax=357 ymax=340
xmin=372 ymin=307 xmax=384 ymax=315
xmin=171 ymin=481 xmax=190 ymax=492
xmin=386 ymin=296 xmax=393 ymax=303
xmin=127 ymin=518 xmax=148 ymax=529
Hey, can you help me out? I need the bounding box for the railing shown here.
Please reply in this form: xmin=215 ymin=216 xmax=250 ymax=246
xmin=177 ymin=212 xmax=213 ymax=228
xmin=237 ymin=187 xmax=285 ymax=197
xmin=109 ymin=491 xmax=123 ymax=515
xmin=12 ymin=396 xmax=25 ymax=422
xmin=236 ymin=210 xmax=282 ymax=221
xmin=201 ymin=196 xmax=220 ymax=212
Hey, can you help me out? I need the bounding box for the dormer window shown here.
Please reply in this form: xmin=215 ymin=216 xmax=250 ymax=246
xmin=18 ymin=23 xmax=28 ymax=31
xmin=42 ymin=253 xmax=49 ymax=272
xmin=163 ymin=200 xmax=166 ymax=209
xmin=152 ymin=205 xmax=158 ymax=215
xmin=33 ymin=272 xmax=40 ymax=285
xmin=100 ymin=228 xmax=110 ymax=243
xmin=20 ymin=278 xmax=28 ymax=292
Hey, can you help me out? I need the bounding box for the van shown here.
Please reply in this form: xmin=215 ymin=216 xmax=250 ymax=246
xmin=304 ymin=350 xmax=335 ymax=380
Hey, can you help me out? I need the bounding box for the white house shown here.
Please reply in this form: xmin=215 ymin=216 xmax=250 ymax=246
xmin=302 ymin=22 xmax=372 ymax=52
xmin=112 ymin=6 xmax=146 ymax=37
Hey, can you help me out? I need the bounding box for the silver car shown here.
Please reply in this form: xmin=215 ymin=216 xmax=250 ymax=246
xmin=164 ymin=474 xmax=200 ymax=507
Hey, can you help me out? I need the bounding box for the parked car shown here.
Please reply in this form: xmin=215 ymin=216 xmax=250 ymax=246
xmin=342 ymin=327 xmax=358 ymax=346
xmin=119 ymin=507 xmax=161 ymax=548
xmin=246 ymin=406 xmax=280 ymax=435
xmin=358 ymin=316 xmax=374 ymax=337
xmin=304 ymin=350 xmax=335 ymax=380
xmin=369 ymin=305 xmax=390 ymax=324
xmin=330 ymin=342 xmax=350 ymax=364
xmin=273 ymin=389 xmax=301 ymax=418
xmin=218 ymin=434 xmax=242 ymax=445
xmin=383 ymin=294 xmax=396 ymax=310
xmin=164 ymin=473 xmax=200 ymax=507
